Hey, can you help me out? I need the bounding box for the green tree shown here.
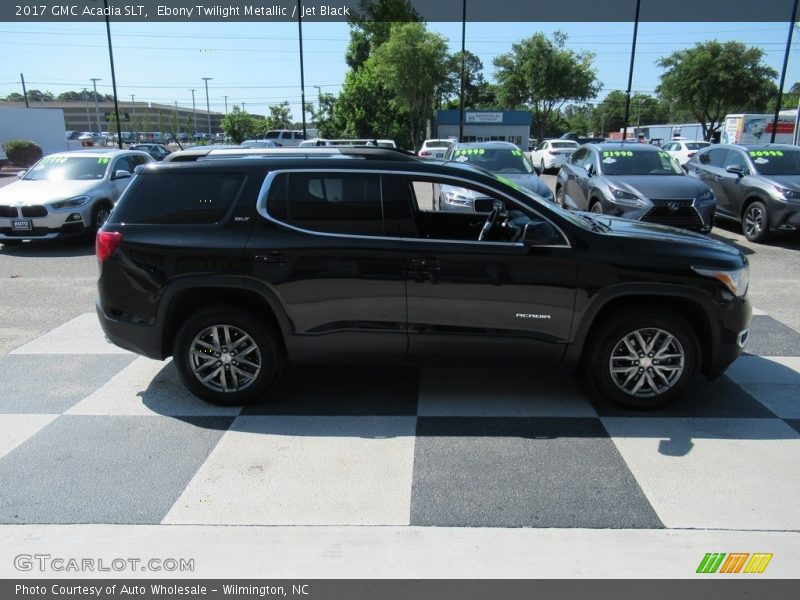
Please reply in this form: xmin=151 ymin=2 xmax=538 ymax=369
xmin=57 ymin=91 xmax=86 ymax=101
xmin=657 ymin=40 xmax=778 ymax=141
xmin=220 ymin=106 xmax=255 ymax=144
xmin=442 ymin=50 xmax=486 ymax=109
xmin=345 ymin=0 xmax=421 ymax=70
xmin=493 ymin=31 xmax=601 ymax=142
xmin=368 ymin=23 xmax=450 ymax=150
xmin=767 ymin=81 xmax=800 ymax=114
xmin=561 ymin=103 xmax=593 ymax=136
xmin=2 ymin=92 xmax=26 ymax=102
xmin=264 ymin=102 xmax=292 ymax=130
xmin=312 ymin=92 xmax=342 ymax=138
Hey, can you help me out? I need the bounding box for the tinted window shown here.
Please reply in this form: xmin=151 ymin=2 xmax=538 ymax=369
xmin=723 ymin=150 xmax=748 ymax=169
xmin=550 ymin=141 xmax=578 ymax=149
xmin=113 ymin=157 xmax=132 ymax=173
xmin=129 ymin=155 xmax=150 ymax=169
xmin=571 ymin=148 xmax=588 ymax=164
xmin=265 ymin=131 xmax=280 ymax=139
xmin=686 ymin=142 xmax=710 ymax=150
xmin=112 ymin=172 xmax=243 ymax=224
xmin=267 ymin=172 xmax=383 ymax=236
xmin=700 ymin=148 xmax=729 ymax=167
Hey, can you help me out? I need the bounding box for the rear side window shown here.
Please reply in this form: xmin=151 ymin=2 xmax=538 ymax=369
xmin=266 ymin=172 xmax=383 ymax=236
xmin=112 ymin=172 xmax=243 ymax=225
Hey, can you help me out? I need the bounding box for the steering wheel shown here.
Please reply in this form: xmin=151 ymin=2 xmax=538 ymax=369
xmin=478 ymin=206 xmax=501 ymax=241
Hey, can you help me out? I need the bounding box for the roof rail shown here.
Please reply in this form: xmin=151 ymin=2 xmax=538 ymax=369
xmin=163 ymin=146 xmax=419 ymax=163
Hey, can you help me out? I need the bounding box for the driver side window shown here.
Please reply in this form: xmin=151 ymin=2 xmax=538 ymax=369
xmin=396 ymin=175 xmax=562 ymax=245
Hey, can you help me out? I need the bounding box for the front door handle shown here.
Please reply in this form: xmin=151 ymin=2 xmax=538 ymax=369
xmin=409 ymin=256 xmax=441 ymax=271
xmin=714 ymin=175 xmax=723 ymax=182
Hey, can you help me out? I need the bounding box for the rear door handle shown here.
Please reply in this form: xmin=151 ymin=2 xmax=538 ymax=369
xmin=714 ymin=175 xmax=723 ymax=182
xmin=255 ymin=253 xmax=288 ymax=265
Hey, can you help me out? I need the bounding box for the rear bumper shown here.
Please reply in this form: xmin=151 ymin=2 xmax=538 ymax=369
xmin=95 ymin=301 xmax=166 ymax=360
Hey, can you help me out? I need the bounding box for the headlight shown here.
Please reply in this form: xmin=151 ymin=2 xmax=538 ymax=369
xmin=607 ymin=186 xmax=646 ymax=208
xmin=697 ymin=188 xmax=715 ymax=204
xmin=773 ymin=185 xmax=800 ymax=200
xmin=51 ymin=195 xmax=90 ymax=209
xmin=693 ymin=265 xmax=749 ymax=297
xmin=442 ymin=191 xmax=472 ymax=207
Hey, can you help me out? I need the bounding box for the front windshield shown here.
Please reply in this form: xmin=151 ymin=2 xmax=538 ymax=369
xmin=599 ymin=149 xmax=683 ymax=176
xmin=452 ymin=147 xmax=534 ymax=174
xmin=24 ymin=156 xmax=109 ymax=181
xmin=747 ymin=149 xmax=800 ymax=176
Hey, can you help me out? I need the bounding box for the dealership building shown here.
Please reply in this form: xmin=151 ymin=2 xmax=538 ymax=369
xmin=435 ymin=110 xmax=532 ymax=148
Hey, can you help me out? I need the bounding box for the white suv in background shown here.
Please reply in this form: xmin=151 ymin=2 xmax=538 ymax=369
xmin=264 ymin=130 xmax=307 ymax=147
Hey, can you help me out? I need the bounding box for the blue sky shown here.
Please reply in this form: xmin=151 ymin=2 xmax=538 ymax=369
xmin=1 ymin=21 xmax=797 ymax=118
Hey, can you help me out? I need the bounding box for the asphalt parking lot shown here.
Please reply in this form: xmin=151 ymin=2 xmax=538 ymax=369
xmin=1 ymin=171 xmax=799 ymax=578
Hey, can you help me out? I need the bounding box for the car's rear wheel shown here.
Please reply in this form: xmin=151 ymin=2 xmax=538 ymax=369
xmin=173 ymin=307 xmax=283 ymax=405
xmin=555 ymin=186 xmax=566 ymax=208
xmin=587 ymin=309 xmax=700 ymax=409
xmin=742 ymin=200 xmax=770 ymax=243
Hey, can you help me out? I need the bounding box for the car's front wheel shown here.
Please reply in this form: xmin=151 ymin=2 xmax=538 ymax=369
xmin=590 ymin=199 xmax=604 ymax=214
xmin=742 ymin=200 xmax=770 ymax=243
xmin=555 ymin=186 xmax=566 ymax=208
xmin=173 ymin=307 xmax=283 ymax=405
xmin=587 ymin=309 xmax=700 ymax=409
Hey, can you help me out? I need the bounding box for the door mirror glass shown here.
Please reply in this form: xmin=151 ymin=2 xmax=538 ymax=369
xmin=16 ymin=170 xmax=27 ymax=179
xmin=523 ymin=220 xmax=560 ymax=246
xmin=474 ymin=196 xmax=500 ymax=213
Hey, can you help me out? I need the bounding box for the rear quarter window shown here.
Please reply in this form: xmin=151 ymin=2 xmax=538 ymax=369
xmin=111 ymin=172 xmax=244 ymax=225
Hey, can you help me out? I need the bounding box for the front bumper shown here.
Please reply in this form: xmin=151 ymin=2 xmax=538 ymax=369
xmin=767 ymin=197 xmax=800 ymax=231
xmin=0 ymin=207 xmax=90 ymax=240
xmin=705 ymin=294 xmax=752 ymax=380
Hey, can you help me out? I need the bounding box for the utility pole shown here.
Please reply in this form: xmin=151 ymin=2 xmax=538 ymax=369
xmin=90 ymin=78 xmax=102 ymax=134
xmin=202 ymin=77 xmax=213 ymax=134
xmin=190 ymin=89 xmax=197 ymax=135
xmin=83 ymin=88 xmax=90 ymax=131
xmin=458 ymin=0 xmax=467 ymax=142
xmin=621 ymin=0 xmax=641 ymax=143
xmin=771 ymin=1 xmax=799 ymax=143
xmin=20 ymin=73 xmax=29 ymax=108
xmin=297 ymin=0 xmax=307 ymax=138
xmin=223 ymin=95 xmax=228 ymax=114
xmin=103 ymin=0 xmax=123 ymax=148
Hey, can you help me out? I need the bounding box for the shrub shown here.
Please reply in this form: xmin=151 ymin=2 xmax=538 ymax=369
xmin=2 ymin=140 xmax=43 ymax=165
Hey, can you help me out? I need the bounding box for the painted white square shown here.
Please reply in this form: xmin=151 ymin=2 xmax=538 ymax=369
xmin=163 ymin=416 xmax=417 ymax=525
xmin=11 ymin=313 xmax=131 ymax=355
xmin=602 ymin=417 xmax=800 ymax=530
xmin=0 ymin=414 xmax=59 ymax=459
xmin=418 ymin=367 xmax=597 ymax=417
xmin=65 ymin=357 xmax=242 ymax=417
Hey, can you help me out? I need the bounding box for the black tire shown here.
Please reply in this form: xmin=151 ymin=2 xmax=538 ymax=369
xmin=555 ymin=186 xmax=566 ymax=208
xmin=173 ymin=306 xmax=283 ymax=405
xmin=586 ymin=308 xmax=700 ymax=409
xmin=742 ymin=200 xmax=770 ymax=243
xmin=590 ymin=199 xmax=604 ymax=214
xmin=88 ymin=202 xmax=113 ymax=239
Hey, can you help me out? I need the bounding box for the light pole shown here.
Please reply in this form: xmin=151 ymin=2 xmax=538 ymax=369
xmin=202 ymin=77 xmax=213 ymax=135
xmin=90 ymin=78 xmax=102 ymax=133
xmin=458 ymin=0 xmax=467 ymax=142
xmin=223 ymin=95 xmax=228 ymax=114
xmin=190 ymin=89 xmax=197 ymax=135
xmin=297 ymin=0 xmax=307 ymax=138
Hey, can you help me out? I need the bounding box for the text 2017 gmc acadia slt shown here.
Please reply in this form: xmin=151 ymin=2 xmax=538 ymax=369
xmin=95 ymin=147 xmax=751 ymax=409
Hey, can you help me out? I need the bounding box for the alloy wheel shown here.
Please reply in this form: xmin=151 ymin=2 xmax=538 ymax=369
xmin=608 ymin=327 xmax=685 ymax=398
xmin=744 ymin=205 xmax=764 ymax=238
xmin=189 ymin=324 xmax=262 ymax=393
xmin=591 ymin=202 xmax=603 ymax=214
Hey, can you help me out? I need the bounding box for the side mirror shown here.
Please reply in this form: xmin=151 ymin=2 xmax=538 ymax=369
xmin=112 ymin=170 xmax=131 ymax=180
xmin=586 ymin=163 xmax=595 ymax=177
xmin=523 ymin=220 xmax=560 ymax=246
xmin=16 ymin=170 xmax=27 ymax=179
xmin=474 ymin=197 xmax=500 ymax=213
xmin=726 ymin=165 xmax=746 ymax=178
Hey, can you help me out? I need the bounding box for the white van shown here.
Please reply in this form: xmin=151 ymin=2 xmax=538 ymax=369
xmin=264 ymin=130 xmax=307 ymax=147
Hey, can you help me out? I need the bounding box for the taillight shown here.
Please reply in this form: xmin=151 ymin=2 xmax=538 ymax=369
xmin=687 ymin=152 xmax=695 ymax=157
xmin=96 ymin=231 xmax=123 ymax=262
xmin=419 ymin=150 xmax=431 ymax=156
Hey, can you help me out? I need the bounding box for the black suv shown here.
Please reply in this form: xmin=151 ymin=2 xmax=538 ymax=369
xmin=96 ymin=147 xmax=751 ymax=409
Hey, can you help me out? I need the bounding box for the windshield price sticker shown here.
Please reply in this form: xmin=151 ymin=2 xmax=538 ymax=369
xmin=455 ymin=149 xmax=486 ymax=156
xmin=749 ymin=150 xmax=783 ymax=157
xmin=603 ymin=151 xmax=634 ymax=158
xmin=658 ymin=151 xmax=670 ymax=158
xmin=511 ymin=149 xmax=522 ymax=156
xmin=97 ymin=157 xmax=110 ymax=164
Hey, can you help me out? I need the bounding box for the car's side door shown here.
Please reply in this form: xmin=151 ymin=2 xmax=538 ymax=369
xmin=563 ymin=148 xmax=590 ymax=209
xmin=690 ymin=148 xmax=730 ymax=214
xmin=388 ymin=173 xmax=577 ymax=368
xmin=719 ymin=148 xmax=751 ymax=217
xmin=247 ymin=169 xmax=407 ymax=361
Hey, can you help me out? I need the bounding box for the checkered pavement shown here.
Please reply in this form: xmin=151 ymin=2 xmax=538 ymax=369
xmin=0 ymin=310 xmax=798 ymax=531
